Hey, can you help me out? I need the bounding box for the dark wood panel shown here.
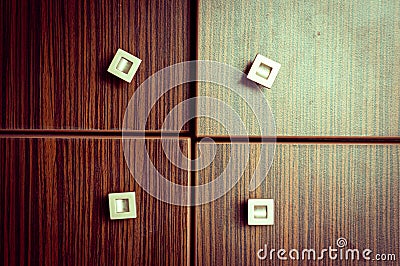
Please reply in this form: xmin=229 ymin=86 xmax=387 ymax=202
xmin=0 ymin=137 xmax=190 ymax=265
xmin=0 ymin=0 xmax=193 ymax=130
xmin=197 ymin=0 xmax=400 ymax=136
xmin=195 ymin=144 xmax=400 ymax=265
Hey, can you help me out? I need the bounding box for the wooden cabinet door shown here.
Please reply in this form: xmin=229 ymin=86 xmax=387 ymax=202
xmin=0 ymin=0 xmax=194 ymax=131
xmin=195 ymin=144 xmax=399 ymax=265
xmin=197 ymin=0 xmax=400 ymax=137
xmin=0 ymin=137 xmax=190 ymax=265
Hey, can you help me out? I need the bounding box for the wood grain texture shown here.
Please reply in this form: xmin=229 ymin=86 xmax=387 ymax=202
xmin=197 ymin=0 xmax=400 ymax=137
xmin=0 ymin=0 xmax=194 ymax=130
xmin=0 ymin=137 xmax=190 ymax=266
xmin=195 ymin=144 xmax=400 ymax=265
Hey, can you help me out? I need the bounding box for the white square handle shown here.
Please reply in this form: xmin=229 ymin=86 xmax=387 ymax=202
xmin=248 ymin=199 xmax=274 ymax=225
xmin=108 ymin=192 xmax=137 ymax=220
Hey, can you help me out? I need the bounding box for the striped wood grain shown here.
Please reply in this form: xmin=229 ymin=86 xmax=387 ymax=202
xmin=195 ymin=143 xmax=400 ymax=265
xmin=0 ymin=0 xmax=194 ymax=131
xmin=0 ymin=137 xmax=190 ymax=266
xmin=197 ymin=0 xmax=400 ymax=137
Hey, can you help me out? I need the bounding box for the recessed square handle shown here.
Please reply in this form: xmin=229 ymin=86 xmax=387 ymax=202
xmin=247 ymin=54 xmax=281 ymax=89
xmin=248 ymin=199 xmax=274 ymax=225
xmin=107 ymin=49 xmax=141 ymax=83
xmin=108 ymin=192 xmax=137 ymax=220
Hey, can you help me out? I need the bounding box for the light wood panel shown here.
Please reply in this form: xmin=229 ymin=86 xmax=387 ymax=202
xmin=0 ymin=137 xmax=190 ymax=265
xmin=0 ymin=0 xmax=194 ymax=130
xmin=197 ymin=0 xmax=400 ymax=136
xmin=195 ymin=144 xmax=400 ymax=265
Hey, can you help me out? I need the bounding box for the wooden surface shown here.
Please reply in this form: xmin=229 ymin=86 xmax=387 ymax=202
xmin=0 ymin=0 xmax=193 ymax=131
xmin=2 ymin=0 xmax=399 ymax=265
xmin=195 ymin=143 xmax=400 ymax=265
xmin=197 ymin=0 xmax=400 ymax=137
xmin=0 ymin=137 xmax=190 ymax=265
